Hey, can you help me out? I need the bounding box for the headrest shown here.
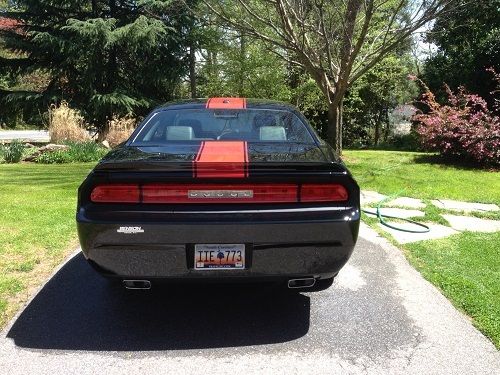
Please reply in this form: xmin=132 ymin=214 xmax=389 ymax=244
xmin=259 ymin=126 xmax=286 ymax=141
xmin=166 ymin=126 xmax=193 ymax=140
xmin=178 ymin=119 xmax=202 ymax=128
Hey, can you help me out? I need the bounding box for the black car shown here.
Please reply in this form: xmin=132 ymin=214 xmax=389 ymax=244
xmin=76 ymin=98 xmax=360 ymax=291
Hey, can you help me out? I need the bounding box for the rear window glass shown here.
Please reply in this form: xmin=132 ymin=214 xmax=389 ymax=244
xmin=130 ymin=109 xmax=316 ymax=145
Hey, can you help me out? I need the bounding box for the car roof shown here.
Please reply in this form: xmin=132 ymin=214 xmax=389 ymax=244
xmin=155 ymin=98 xmax=299 ymax=112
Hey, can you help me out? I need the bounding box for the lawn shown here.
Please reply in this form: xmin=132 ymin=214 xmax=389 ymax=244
xmin=404 ymin=232 xmax=500 ymax=348
xmin=0 ymin=163 xmax=95 ymax=327
xmin=343 ymin=150 xmax=500 ymax=203
xmin=344 ymin=150 xmax=500 ymax=349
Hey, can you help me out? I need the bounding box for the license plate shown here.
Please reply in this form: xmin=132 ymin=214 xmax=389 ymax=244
xmin=194 ymin=244 xmax=245 ymax=270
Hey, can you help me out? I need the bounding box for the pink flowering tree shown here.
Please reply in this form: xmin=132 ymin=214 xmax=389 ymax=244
xmin=411 ymin=74 xmax=500 ymax=166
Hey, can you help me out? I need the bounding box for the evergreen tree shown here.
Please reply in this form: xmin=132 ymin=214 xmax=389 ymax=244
xmin=423 ymin=0 xmax=500 ymax=110
xmin=0 ymin=1 xmax=197 ymax=129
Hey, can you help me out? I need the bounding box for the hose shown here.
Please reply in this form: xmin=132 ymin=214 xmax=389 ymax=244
xmin=361 ymin=193 xmax=430 ymax=234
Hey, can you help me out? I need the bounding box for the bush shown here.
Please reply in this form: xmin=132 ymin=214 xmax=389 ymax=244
xmin=1 ymin=140 xmax=25 ymax=163
xmin=105 ymin=116 xmax=136 ymax=147
xmin=35 ymin=141 xmax=108 ymax=164
xmin=412 ymin=77 xmax=500 ymax=166
xmin=375 ymin=133 xmax=422 ymax=151
xmin=48 ymin=102 xmax=90 ymax=143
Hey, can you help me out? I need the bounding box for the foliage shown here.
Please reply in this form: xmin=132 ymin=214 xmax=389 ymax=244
xmin=413 ymin=78 xmax=500 ymax=166
xmin=48 ymin=101 xmax=90 ymax=143
xmin=288 ymin=53 xmax=417 ymax=148
xmin=343 ymin=54 xmax=418 ymax=147
xmin=196 ymin=32 xmax=292 ymax=101
xmin=204 ymin=0 xmax=452 ymax=153
xmin=423 ymin=0 xmax=500 ymax=110
xmin=35 ymin=141 xmax=108 ymax=163
xmin=105 ymin=115 xmax=137 ymax=147
xmin=0 ymin=0 xmax=198 ymax=130
xmin=0 ymin=139 xmax=24 ymax=163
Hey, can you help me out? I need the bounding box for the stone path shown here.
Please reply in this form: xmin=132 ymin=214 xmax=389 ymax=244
xmin=360 ymin=190 xmax=500 ymax=244
xmin=442 ymin=214 xmax=500 ymax=233
xmin=431 ymin=199 xmax=499 ymax=213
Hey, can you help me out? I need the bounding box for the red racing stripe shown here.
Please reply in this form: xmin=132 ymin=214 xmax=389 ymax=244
xmin=193 ymin=141 xmax=249 ymax=178
xmin=206 ymin=97 xmax=247 ymax=109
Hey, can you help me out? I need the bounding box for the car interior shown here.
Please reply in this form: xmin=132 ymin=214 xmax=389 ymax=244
xmin=136 ymin=109 xmax=314 ymax=144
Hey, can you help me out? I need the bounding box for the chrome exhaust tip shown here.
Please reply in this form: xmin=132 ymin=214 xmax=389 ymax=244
xmin=288 ymin=278 xmax=316 ymax=289
xmin=123 ymin=280 xmax=151 ymax=290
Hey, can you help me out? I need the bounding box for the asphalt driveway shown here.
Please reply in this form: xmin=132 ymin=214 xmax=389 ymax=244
xmin=0 ymin=224 xmax=498 ymax=374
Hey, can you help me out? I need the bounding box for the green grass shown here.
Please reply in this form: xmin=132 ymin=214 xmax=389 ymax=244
xmin=405 ymin=232 xmax=500 ymax=348
xmin=343 ymin=150 xmax=500 ymax=203
xmin=0 ymin=163 xmax=95 ymax=326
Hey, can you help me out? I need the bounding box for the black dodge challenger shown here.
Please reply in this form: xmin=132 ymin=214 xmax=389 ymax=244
xmin=77 ymin=98 xmax=360 ymax=291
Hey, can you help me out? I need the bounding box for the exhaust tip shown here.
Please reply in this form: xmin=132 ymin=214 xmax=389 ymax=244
xmin=123 ymin=280 xmax=151 ymax=290
xmin=288 ymin=278 xmax=316 ymax=289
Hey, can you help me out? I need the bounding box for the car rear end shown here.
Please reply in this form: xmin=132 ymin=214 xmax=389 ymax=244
xmin=76 ymin=98 xmax=360 ymax=290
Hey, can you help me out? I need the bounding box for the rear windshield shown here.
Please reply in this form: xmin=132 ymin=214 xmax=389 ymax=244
xmin=130 ymin=109 xmax=316 ymax=145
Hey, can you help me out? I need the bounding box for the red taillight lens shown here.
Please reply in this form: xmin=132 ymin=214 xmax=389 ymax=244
xmin=142 ymin=184 xmax=297 ymax=203
xmin=90 ymin=184 xmax=140 ymax=203
xmin=300 ymin=184 xmax=348 ymax=202
xmin=90 ymin=183 xmax=348 ymax=203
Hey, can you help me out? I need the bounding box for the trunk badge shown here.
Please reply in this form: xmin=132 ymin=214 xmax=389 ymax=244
xmin=188 ymin=190 xmax=253 ymax=199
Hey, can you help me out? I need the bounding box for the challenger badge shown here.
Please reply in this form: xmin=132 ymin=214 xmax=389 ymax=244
xmin=188 ymin=190 xmax=253 ymax=199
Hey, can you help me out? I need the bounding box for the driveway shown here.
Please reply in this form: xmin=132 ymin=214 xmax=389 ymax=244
xmin=0 ymin=224 xmax=498 ymax=374
xmin=0 ymin=130 xmax=49 ymax=143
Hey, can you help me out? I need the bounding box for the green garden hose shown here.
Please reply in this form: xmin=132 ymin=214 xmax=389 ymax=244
xmin=361 ymin=193 xmax=431 ymax=234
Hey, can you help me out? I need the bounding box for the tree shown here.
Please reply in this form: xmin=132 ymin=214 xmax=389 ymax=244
xmin=196 ymin=28 xmax=292 ymax=101
xmin=202 ymin=0 xmax=456 ymax=153
xmin=0 ymin=1 xmax=197 ymax=131
xmin=423 ymin=0 xmax=500 ymax=111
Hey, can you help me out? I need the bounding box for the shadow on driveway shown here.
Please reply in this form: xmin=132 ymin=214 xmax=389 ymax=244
xmin=7 ymin=253 xmax=310 ymax=351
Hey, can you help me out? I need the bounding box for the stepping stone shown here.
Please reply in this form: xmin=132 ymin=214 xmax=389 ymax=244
xmin=385 ymin=196 xmax=426 ymax=209
xmin=360 ymin=190 xmax=387 ymax=206
xmin=364 ymin=207 xmax=425 ymax=219
xmin=378 ymin=222 xmax=458 ymax=244
xmin=441 ymin=214 xmax=500 ymax=233
xmin=431 ymin=199 xmax=499 ymax=213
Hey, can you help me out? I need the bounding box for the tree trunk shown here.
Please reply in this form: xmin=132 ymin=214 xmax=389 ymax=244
xmin=374 ymin=109 xmax=382 ymax=146
xmin=383 ymin=108 xmax=391 ymax=141
xmin=237 ymin=33 xmax=246 ymax=96
xmin=189 ymin=43 xmax=197 ymax=98
xmin=327 ymin=100 xmax=343 ymax=155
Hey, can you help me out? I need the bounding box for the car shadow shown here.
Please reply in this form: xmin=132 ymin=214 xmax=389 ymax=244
xmin=7 ymin=253 xmax=310 ymax=351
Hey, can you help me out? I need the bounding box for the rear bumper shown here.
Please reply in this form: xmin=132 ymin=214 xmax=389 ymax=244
xmin=77 ymin=209 xmax=359 ymax=280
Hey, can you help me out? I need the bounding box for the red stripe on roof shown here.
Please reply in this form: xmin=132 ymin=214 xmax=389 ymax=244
xmin=194 ymin=141 xmax=248 ymax=178
xmin=206 ymin=97 xmax=247 ymax=109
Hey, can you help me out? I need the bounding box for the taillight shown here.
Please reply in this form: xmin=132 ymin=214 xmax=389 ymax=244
xmin=90 ymin=183 xmax=348 ymax=203
xmin=90 ymin=184 xmax=140 ymax=203
xmin=300 ymin=184 xmax=348 ymax=202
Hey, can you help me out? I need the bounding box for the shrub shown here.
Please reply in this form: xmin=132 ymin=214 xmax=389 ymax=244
xmin=412 ymin=77 xmax=500 ymax=166
xmin=48 ymin=102 xmax=90 ymax=143
xmin=1 ymin=140 xmax=25 ymax=163
xmin=105 ymin=116 xmax=136 ymax=147
xmin=35 ymin=150 xmax=68 ymax=164
xmin=35 ymin=141 xmax=108 ymax=164
xmin=375 ymin=133 xmax=422 ymax=151
xmin=65 ymin=141 xmax=109 ymax=162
